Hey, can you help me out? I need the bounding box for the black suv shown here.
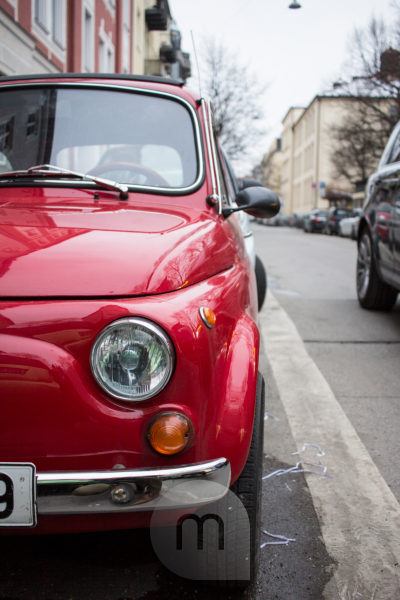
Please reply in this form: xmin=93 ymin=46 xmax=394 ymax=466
xmin=356 ymin=122 xmax=400 ymax=310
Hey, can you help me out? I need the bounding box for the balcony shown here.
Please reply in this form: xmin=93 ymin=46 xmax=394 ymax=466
xmin=145 ymin=0 xmax=171 ymax=31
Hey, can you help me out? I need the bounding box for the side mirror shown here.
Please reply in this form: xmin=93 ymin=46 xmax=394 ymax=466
xmin=239 ymin=178 xmax=264 ymax=191
xmin=222 ymin=186 xmax=280 ymax=219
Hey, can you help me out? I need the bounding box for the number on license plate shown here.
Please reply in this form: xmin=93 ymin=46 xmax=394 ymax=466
xmin=0 ymin=464 xmax=36 ymax=527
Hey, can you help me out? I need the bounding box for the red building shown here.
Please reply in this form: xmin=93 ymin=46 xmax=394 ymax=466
xmin=0 ymin=0 xmax=189 ymax=79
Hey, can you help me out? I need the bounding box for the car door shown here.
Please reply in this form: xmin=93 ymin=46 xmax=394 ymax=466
xmin=392 ymin=181 xmax=400 ymax=285
xmin=370 ymin=127 xmax=400 ymax=285
xmin=367 ymin=169 xmax=395 ymax=281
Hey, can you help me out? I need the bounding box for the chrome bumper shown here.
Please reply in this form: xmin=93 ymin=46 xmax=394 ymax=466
xmin=36 ymin=458 xmax=230 ymax=515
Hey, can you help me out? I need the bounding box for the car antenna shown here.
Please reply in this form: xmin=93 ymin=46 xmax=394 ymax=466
xmin=191 ymin=30 xmax=203 ymax=99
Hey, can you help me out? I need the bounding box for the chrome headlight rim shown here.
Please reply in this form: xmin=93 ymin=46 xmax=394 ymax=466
xmin=90 ymin=317 xmax=175 ymax=402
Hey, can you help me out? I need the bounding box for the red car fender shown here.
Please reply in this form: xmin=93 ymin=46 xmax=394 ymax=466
xmin=210 ymin=313 xmax=260 ymax=484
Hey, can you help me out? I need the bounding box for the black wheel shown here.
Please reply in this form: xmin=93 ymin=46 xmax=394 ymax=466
xmin=230 ymin=371 xmax=264 ymax=585
xmin=182 ymin=373 xmax=265 ymax=588
xmin=356 ymin=230 xmax=398 ymax=310
xmin=255 ymin=255 xmax=267 ymax=311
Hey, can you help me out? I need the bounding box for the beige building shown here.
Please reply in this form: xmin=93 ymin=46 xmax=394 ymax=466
xmin=279 ymin=95 xmax=389 ymax=216
xmin=280 ymin=106 xmax=305 ymax=215
xmin=255 ymin=137 xmax=283 ymax=197
xmin=140 ymin=0 xmax=189 ymax=79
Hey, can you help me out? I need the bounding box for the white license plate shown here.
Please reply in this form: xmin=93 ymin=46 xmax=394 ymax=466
xmin=0 ymin=464 xmax=36 ymax=527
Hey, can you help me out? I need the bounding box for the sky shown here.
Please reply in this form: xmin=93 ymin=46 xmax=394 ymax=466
xmin=169 ymin=0 xmax=397 ymax=172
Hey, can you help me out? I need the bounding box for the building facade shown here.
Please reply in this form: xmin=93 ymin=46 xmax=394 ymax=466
xmin=280 ymin=106 xmax=304 ymax=216
xmin=253 ymin=137 xmax=282 ymax=198
xmin=0 ymin=0 xmax=190 ymax=79
xmin=277 ymin=95 xmax=390 ymax=216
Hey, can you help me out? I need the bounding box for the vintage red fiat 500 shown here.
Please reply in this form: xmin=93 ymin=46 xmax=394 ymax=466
xmin=0 ymin=74 xmax=279 ymax=585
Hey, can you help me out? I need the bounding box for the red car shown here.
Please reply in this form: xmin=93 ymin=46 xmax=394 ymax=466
xmin=0 ymin=74 xmax=279 ymax=585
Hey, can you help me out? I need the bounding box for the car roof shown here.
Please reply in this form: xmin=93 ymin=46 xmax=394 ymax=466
xmin=0 ymin=73 xmax=185 ymax=87
xmin=0 ymin=73 xmax=200 ymax=107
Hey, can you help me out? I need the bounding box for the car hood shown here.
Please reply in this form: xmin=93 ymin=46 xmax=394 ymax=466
xmin=0 ymin=189 xmax=237 ymax=298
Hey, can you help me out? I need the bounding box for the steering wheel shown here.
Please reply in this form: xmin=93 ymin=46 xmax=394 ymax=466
xmin=88 ymin=162 xmax=169 ymax=187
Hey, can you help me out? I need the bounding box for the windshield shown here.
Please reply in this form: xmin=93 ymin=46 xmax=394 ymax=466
xmin=0 ymin=86 xmax=199 ymax=190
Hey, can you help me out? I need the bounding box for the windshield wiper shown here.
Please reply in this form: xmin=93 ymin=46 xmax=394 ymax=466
xmin=0 ymin=164 xmax=129 ymax=200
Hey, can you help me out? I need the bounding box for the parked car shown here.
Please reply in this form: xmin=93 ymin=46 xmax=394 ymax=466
xmin=357 ymin=121 xmax=400 ymax=310
xmin=324 ymin=207 xmax=354 ymax=235
xmin=293 ymin=211 xmax=309 ymax=229
xmin=0 ymin=73 xmax=280 ymax=584
xmin=303 ymin=209 xmax=329 ymax=233
xmin=338 ymin=208 xmax=363 ymax=239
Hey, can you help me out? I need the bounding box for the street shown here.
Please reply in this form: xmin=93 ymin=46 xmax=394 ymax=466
xmin=1 ymin=225 xmax=400 ymax=599
xmin=256 ymin=224 xmax=400 ymax=599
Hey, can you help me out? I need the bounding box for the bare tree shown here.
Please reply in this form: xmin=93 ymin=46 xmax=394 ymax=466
xmin=330 ymin=100 xmax=392 ymax=187
xmin=349 ymin=16 xmax=400 ymax=127
xmin=198 ymin=37 xmax=267 ymax=164
xmin=329 ymin=12 xmax=400 ymax=186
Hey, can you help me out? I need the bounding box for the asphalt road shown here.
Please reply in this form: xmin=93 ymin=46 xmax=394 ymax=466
xmin=255 ymin=224 xmax=400 ymax=599
xmin=255 ymin=224 xmax=400 ymax=501
xmin=1 ymin=225 xmax=400 ymax=600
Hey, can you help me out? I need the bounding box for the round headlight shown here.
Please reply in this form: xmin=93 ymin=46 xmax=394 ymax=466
xmin=91 ymin=318 xmax=174 ymax=401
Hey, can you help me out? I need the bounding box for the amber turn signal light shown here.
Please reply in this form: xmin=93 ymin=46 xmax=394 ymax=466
xmin=147 ymin=412 xmax=193 ymax=455
xmin=199 ymin=307 xmax=216 ymax=328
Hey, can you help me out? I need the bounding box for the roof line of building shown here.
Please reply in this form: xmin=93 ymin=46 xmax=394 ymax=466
xmin=282 ymin=92 xmax=393 ymax=124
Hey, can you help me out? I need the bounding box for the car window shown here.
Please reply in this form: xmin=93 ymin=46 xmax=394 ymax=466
xmin=0 ymin=150 xmax=11 ymax=172
xmin=215 ymin=150 xmax=231 ymax=207
xmin=209 ymin=132 xmax=231 ymax=207
xmin=220 ymin=150 xmax=239 ymax=200
xmin=0 ymin=86 xmax=199 ymax=189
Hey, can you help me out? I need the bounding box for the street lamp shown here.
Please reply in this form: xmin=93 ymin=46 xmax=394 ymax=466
xmin=289 ymin=1 xmax=302 ymax=8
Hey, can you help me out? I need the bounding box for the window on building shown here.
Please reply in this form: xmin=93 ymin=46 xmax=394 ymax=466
xmin=99 ymin=37 xmax=106 ymax=71
xmin=123 ymin=0 xmax=130 ymax=25
xmin=34 ymin=0 xmax=50 ymax=33
xmin=107 ymin=46 xmax=114 ymax=72
xmin=83 ymin=6 xmax=94 ymax=71
xmin=33 ymin=0 xmax=66 ymax=50
xmin=122 ymin=0 xmax=131 ymax=73
xmin=98 ymin=39 xmax=115 ymax=72
xmin=98 ymin=26 xmax=115 ymax=73
xmin=52 ymin=0 xmax=66 ymax=48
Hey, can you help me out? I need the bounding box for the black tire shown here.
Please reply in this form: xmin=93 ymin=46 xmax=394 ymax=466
xmin=255 ymin=255 xmax=267 ymax=311
xmin=230 ymin=371 xmax=264 ymax=585
xmin=186 ymin=373 xmax=265 ymax=588
xmin=356 ymin=230 xmax=398 ymax=310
